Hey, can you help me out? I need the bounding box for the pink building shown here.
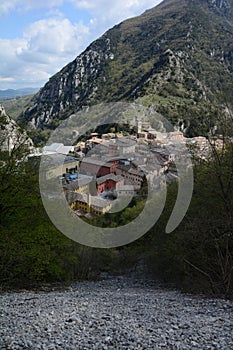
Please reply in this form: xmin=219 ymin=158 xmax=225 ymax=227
xmin=96 ymin=174 xmax=124 ymax=195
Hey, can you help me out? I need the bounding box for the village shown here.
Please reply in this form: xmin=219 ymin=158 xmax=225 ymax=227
xmin=41 ymin=118 xmax=223 ymax=218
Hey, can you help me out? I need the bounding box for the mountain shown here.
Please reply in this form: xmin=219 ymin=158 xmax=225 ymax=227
xmin=1 ymin=94 xmax=37 ymax=121
xmin=0 ymin=104 xmax=33 ymax=153
xmin=0 ymin=88 xmax=39 ymax=100
xmin=19 ymin=0 xmax=233 ymax=136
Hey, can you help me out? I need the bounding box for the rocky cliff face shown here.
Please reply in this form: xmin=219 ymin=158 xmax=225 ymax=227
xmin=0 ymin=104 xmax=33 ymax=153
xmin=20 ymin=38 xmax=115 ymax=128
xmin=19 ymin=0 xmax=233 ymax=135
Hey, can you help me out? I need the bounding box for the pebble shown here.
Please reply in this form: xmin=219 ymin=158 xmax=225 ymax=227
xmin=0 ymin=276 xmax=232 ymax=349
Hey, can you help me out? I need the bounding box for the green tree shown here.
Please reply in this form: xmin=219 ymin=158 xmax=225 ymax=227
xmin=146 ymin=123 xmax=233 ymax=298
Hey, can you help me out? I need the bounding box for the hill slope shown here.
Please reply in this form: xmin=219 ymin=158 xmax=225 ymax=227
xmin=0 ymin=105 xmax=33 ymax=153
xmin=1 ymin=94 xmax=37 ymax=120
xmin=19 ymin=0 xmax=233 ymax=136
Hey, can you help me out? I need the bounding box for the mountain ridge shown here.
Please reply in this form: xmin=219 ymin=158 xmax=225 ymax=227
xmin=0 ymin=88 xmax=39 ymax=100
xmin=18 ymin=0 xmax=233 ymax=136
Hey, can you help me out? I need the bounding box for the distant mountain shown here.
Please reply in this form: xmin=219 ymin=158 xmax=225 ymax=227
xmin=18 ymin=0 xmax=233 ymax=136
xmin=1 ymin=94 xmax=37 ymax=121
xmin=0 ymin=88 xmax=39 ymax=100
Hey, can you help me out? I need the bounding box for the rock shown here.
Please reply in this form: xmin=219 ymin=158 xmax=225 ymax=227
xmin=0 ymin=277 xmax=232 ymax=349
xmin=0 ymin=104 xmax=33 ymax=153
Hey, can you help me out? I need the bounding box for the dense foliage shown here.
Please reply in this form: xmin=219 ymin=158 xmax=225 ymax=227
xmin=0 ymin=146 xmax=119 ymax=289
xmin=0 ymin=112 xmax=232 ymax=299
xmin=1 ymin=128 xmax=233 ymax=298
xmin=144 ymin=138 xmax=233 ymax=298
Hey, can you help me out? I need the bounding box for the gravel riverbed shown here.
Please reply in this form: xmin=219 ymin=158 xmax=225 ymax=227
xmin=0 ymin=276 xmax=232 ymax=350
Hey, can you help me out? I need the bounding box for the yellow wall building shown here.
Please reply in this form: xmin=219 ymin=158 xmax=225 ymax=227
xmin=70 ymin=193 xmax=112 ymax=216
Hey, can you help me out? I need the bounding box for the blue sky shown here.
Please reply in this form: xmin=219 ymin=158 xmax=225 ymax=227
xmin=0 ymin=0 xmax=162 ymax=90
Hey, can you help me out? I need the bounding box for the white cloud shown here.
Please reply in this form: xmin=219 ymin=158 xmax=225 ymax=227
xmin=68 ymin=0 xmax=163 ymax=49
xmin=71 ymin=0 xmax=95 ymax=10
xmin=0 ymin=17 xmax=90 ymax=89
xmin=0 ymin=1 xmax=163 ymax=89
xmin=0 ymin=0 xmax=64 ymax=15
xmin=72 ymin=0 xmax=162 ymax=32
xmin=0 ymin=0 xmax=161 ymax=17
xmin=0 ymin=77 xmax=14 ymax=82
xmin=23 ymin=17 xmax=89 ymax=56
